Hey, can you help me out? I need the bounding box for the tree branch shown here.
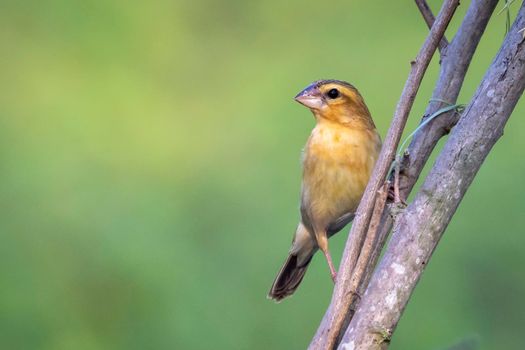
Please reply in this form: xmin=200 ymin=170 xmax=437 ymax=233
xmin=308 ymin=1 xmax=459 ymax=349
xmin=310 ymin=1 xmax=500 ymax=348
xmin=340 ymin=4 xmax=525 ymax=349
xmin=415 ymin=0 xmax=449 ymax=53
xmin=370 ymin=0 xmax=500 ymax=304
xmin=349 ymin=1 xmax=500 ymax=338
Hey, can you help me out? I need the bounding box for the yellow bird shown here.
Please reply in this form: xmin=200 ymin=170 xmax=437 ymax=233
xmin=268 ymin=80 xmax=382 ymax=301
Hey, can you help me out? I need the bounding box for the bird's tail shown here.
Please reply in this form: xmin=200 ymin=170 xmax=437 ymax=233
xmin=268 ymin=253 xmax=313 ymax=302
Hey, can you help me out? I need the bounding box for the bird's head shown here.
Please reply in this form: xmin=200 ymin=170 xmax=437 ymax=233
xmin=294 ymin=79 xmax=374 ymax=127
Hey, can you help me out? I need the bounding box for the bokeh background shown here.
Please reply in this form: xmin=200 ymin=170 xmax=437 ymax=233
xmin=1 ymin=0 xmax=524 ymax=349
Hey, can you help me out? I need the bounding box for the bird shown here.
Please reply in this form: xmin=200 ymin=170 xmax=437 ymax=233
xmin=268 ymin=79 xmax=382 ymax=301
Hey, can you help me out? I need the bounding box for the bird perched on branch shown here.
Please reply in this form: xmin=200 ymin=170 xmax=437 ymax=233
xmin=268 ymin=80 xmax=382 ymax=301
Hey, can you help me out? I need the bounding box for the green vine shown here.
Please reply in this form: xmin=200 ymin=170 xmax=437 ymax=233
xmin=498 ymin=0 xmax=517 ymax=34
xmin=390 ymin=101 xmax=465 ymax=177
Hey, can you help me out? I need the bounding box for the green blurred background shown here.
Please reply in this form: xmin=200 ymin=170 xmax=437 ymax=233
xmin=1 ymin=0 xmax=524 ymax=349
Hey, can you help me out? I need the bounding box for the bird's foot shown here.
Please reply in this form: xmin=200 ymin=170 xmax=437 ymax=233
xmin=388 ymin=181 xmax=407 ymax=206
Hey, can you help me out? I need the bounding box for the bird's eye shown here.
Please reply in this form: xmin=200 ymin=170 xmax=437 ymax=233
xmin=326 ymin=88 xmax=339 ymax=99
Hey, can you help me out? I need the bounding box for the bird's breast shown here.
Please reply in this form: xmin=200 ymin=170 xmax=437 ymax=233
xmin=301 ymin=123 xmax=380 ymax=227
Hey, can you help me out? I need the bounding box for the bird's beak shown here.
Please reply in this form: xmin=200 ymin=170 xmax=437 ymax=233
xmin=294 ymin=90 xmax=323 ymax=110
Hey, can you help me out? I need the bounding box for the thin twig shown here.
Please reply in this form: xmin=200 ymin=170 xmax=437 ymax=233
xmin=415 ymin=0 xmax=450 ymax=53
xmin=330 ymin=182 xmax=390 ymax=345
xmin=345 ymin=183 xmax=389 ymax=307
xmin=308 ymin=1 xmax=459 ymax=349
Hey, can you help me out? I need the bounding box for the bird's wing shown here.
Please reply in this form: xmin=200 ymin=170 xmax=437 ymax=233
xmin=327 ymin=212 xmax=355 ymax=237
